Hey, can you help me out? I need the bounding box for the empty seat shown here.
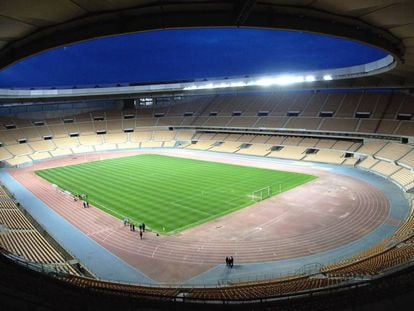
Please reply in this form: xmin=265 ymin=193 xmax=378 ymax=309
xmin=6 ymin=144 xmax=33 ymax=156
xmin=78 ymin=135 xmax=103 ymax=146
xmin=237 ymin=144 xmax=272 ymax=156
xmin=267 ymin=146 xmax=307 ymax=160
xmin=29 ymin=140 xmax=56 ymax=152
xmin=304 ymin=149 xmax=345 ymax=165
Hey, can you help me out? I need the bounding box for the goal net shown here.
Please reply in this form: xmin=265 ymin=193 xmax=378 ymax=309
xmin=251 ymin=186 xmax=271 ymax=202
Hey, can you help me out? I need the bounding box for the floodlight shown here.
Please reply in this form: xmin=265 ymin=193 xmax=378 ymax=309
xmin=305 ymin=75 xmax=315 ymax=82
xmin=274 ymin=75 xmax=304 ymax=85
xmin=255 ymin=78 xmax=275 ymax=86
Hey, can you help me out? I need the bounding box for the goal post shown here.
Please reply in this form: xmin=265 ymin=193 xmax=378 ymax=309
xmin=251 ymin=186 xmax=271 ymax=202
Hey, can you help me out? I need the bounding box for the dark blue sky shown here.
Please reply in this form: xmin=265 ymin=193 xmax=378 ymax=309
xmin=0 ymin=28 xmax=387 ymax=88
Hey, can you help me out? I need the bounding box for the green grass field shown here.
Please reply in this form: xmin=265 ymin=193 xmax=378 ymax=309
xmin=35 ymin=154 xmax=316 ymax=234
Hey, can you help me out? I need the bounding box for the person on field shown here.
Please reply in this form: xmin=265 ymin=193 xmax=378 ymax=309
xmin=139 ymin=230 xmax=143 ymax=240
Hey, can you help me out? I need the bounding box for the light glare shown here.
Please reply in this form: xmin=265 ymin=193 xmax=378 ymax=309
xmin=305 ymin=75 xmax=315 ymax=82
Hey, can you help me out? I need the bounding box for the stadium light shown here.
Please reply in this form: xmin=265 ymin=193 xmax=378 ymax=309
xmin=255 ymin=75 xmax=305 ymax=86
xmin=182 ymin=71 xmax=340 ymax=92
xmin=230 ymin=81 xmax=247 ymax=87
xmin=273 ymin=75 xmax=304 ymax=85
xmin=183 ymin=80 xmax=251 ymax=90
xmin=323 ymin=74 xmax=333 ymax=81
xmin=255 ymin=77 xmax=275 ymax=86
xmin=305 ymin=75 xmax=315 ymax=82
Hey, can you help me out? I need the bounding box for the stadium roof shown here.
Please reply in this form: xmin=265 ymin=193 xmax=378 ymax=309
xmin=0 ymin=0 xmax=413 ymax=89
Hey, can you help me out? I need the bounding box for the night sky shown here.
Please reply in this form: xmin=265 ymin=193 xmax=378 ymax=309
xmin=0 ymin=28 xmax=387 ymax=88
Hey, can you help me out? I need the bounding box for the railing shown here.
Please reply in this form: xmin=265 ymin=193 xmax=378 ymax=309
xmin=3 ymin=242 xmax=414 ymax=306
xmin=0 ymin=247 xmax=74 ymax=275
xmin=174 ymin=125 xmax=406 ymax=141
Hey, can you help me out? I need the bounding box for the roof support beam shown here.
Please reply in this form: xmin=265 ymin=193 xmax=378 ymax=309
xmin=234 ymin=0 xmax=257 ymax=25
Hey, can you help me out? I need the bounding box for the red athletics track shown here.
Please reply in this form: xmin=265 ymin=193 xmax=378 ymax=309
xmin=9 ymin=150 xmax=391 ymax=284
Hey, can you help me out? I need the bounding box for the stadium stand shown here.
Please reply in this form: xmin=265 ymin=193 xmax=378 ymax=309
xmin=0 ymin=187 xmax=79 ymax=274
xmin=227 ymin=116 xmax=258 ymax=127
xmin=0 ymin=91 xmax=413 ymax=310
xmin=30 ymin=152 xmax=52 ymax=161
xmin=211 ymin=133 xmax=227 ymax=141
xmin=355 ymin=141 xmax=388 ymax=155
xmin=390 ymin=168 xmax=414 ymax=191
xmin=140 ymin=141 xmax=163 ymax=148
xmin=5 ymin=156 xmax=32 ymax=166
xmin=94 ymin=143 xmax=117 ymax=151
xmin=314 ymin=139 xmax=337 ymax=149
xmin=50 ymin=148 xmax=73 ymax=157
xmin=331 ymin=140 xmax=359 ymax=151
xmin=319 ymin=118 xmax=359 ymax=132
xmin=375 ymin=143 xmax=413 ymax=161
xmin=237 ymin=134 xmax=256 ymax=142
xmin=130 ymin=131 xmax=152 ymax=142
xmin=1 ymin=0 xmax=414 ymax=307
xmin=370 ymin=160 xmax=401 ymax=177
xmin=396 ymin=121 xmax=414 ymax=136
xmin=268 ymin=146 xmax=307 ymax=160
xmin=0 ymin=147 xmax=12 ymax=161
xmin=104 ymin=133 xmax=128 ymax=144
xmin=304 ymin=149 xmax=345 ymax=165
xmin=29 ymin=140 xmax=56 ymax=152
xmin=152 ymin=131 xmax=176 ymax=142
xmin=358 ymin=157 xmax=380 ymax=170
xmin=72 ymin=145 xmax=95 ymax=154
xmin=79 ymin=135 xmax=103 ymax=146
xmin=185 ymin=140 xmax=215 ymax=150
xmin=343 ymin=157 xmax=359 ymax=166
xmin=266 ymin=135 xmax=287 ymax=145
xmin=251 ymin=135 xmax=271 ymax=144
xmin=237 ymin=144 xmax=272 ymax=156
xmin=5 ymin=144 xmax=33 ymax=157
xmin=52 ymin=137 xmax=79 ymax=149
xmin=282 ymin=136 xmax=303 ymax=146
xmin=209 ymin=141 xmax=242 ymax=153
xmin=399 ymin=150 xmax=414 ymax=168
xmin=175 ymin=130 xmax=195 ymax=141
xmin=298 ymin=137 xmax=319 ymax=147
xmin=163 ymin=140 xmax=176 ymax=148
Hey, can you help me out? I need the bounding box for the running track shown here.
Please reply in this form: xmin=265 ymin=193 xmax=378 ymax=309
xmin=9 ymin=150 xmax=392 ymax=284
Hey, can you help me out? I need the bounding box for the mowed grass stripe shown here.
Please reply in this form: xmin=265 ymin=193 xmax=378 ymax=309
xmin=42 ymin=168 xmax=206 ymax=223
xmin=36 ymin=154 xmax=316 ymax=234
xmin=38 ymin=158 xmax=310 ymax=229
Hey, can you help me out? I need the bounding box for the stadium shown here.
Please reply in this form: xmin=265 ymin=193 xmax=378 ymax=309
xmin=0 ymin=1 xmax=413 ymax=310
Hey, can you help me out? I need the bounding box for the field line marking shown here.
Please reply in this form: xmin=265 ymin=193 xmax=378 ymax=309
xmin=170 ymin=201 xmax=213 ymax=217
xmin=87 ymin=199 xmax=134 ymax=222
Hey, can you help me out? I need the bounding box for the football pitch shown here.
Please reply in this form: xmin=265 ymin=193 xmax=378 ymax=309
xmin=35 ymin=154 xmax=317 ymax=234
